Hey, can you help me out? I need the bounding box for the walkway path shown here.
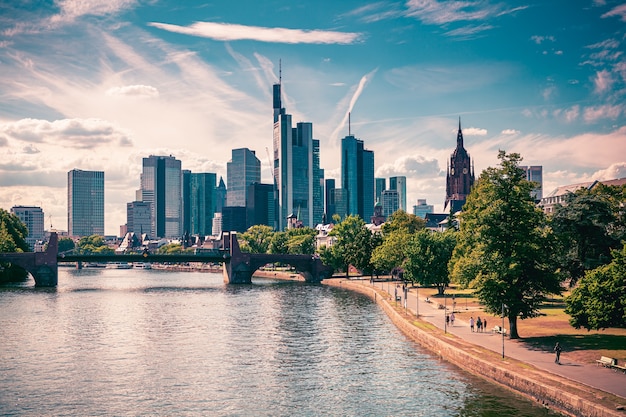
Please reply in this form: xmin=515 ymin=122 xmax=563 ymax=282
xmin=369 ymin=279 xmax=626 ymax=400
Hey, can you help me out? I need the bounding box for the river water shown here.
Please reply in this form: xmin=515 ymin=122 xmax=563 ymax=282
xmin=0 ymin=268 xmax=559 ymax=416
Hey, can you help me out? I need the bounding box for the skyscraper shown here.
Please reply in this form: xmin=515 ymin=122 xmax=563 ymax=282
xmin=126 ymin=201 xmax=151 ymax=236
xmin=520 ymin=165 xmax=543 ymax=202
xmin=11 ymin=205 xmax=44 ymax=250
xmin=341 ymin=134 xmax=374 ymax=221
xmin=140 ymin=155 xmax=182 ymax=239
xmin=389 ymin=176 xmax=407 ymax=212
xmin=227 ymin=148 xmax=260 ymax=207
xmin=445 ymin=118 xmax=475 ymax=213
xmin=381 ymin=189 xmax=399 ymax=217
xmin=375 ymin=178 xmax=386 ymax=204
xmin=190 ymin=173 xmax=217 ymax=236
xmin=272 ymin=76 xmax=322 ymax=230
xmin=325 ymin=179 xmax=336 ymax=222
xmin=67 ymin=169 xmax=104 ymax=237
xmin=413 ymin=199 xmax=434 ymax=219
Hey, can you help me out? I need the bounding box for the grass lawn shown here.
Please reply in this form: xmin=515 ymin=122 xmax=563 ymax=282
xmin=419 ymin=285 xmax=626 ymax=366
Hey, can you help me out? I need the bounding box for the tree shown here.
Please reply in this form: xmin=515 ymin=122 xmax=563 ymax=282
xmin=269 ymin=231 xmax=289 ymax=254
xmin=0 ymin=209 xmax=29 ymax=253
xmin=550 ymin=189 xmax=619 ymax=286
xmin=381 ymin=210 xmax=425 ymax=235
xmin=76 ymin=235 xmax=114 ymax=255
xmin=239 ymin=225 xmax=274 ymax=253
xmin=404 ymin=230 xmax=456 ymax=295
xmin=565 ymin=243 xmax=626 ymax=330
xmin=330 ymin=215 xmax=381 ymax=277
xmin=58 ymin=237 xmax=76 ymax=253
xmin=449 ymin=151 xmax=563 ymax=339
xmin=371 ymin=229 xmax=410 ymax=275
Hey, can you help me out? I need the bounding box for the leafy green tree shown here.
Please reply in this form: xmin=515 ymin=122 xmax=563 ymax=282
xmin=239 ymin=225 xmax=274 ymax=253
xmin=550 ymin=189 xmax=619 ymax=286
xmin=317 ymin=244 xmax=342 ymax=274
xmin=404 ymin=230 xmax=456 ymax=294
xmin=269 ymin=231 xmax=289 ymax=254
xmin=565 ymin=243 xmax=626 ymax=330
xmin=0 ymin=209 xmax=29 ymax=253
xmin=381 ymin=210 xmax=425 ymax=235
xmin=449 ymin=151 xmax=563 ymax=339
xmin=330 ymin=215 xmax=381 ymax=277
xmin=76 ymin=235 xmax=114 ymax=255
xmin=285 ymin=227 xmax=316 ymax=254
xmin=58 ymin=237 xmax=76 ymax=253
xmin=371 ymin=229 xmax=410 ymax=274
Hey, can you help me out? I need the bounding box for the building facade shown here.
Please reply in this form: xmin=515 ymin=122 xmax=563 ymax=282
xmin=190 ymin=173 xmax=217 ymax=236
xmin=445 ymin=118 xmax=475 ymax=213
xmin=227 ymin=148 xmax=261 ymax=207
xmin=381 ymin=189 xmax=399 ymax=217
xmin=140 ymin=155 xmax=182 ymax=239
xmin=412 ymin=199 xmax=434 ymax=219
xmin=341 ymin=134 xmax=374 ymax=222
xmin=126 ymin=201 xmax=151 ymax=237
xmin=389 ymin=176 xmax=407 ymax=212
xmin=68 ymin=169 xmax=104 ymax=237
xmin=246 ymin=182 xmax=275 ymax=228
xmin=11 ymin=205 xmax=44 ymax=250
xmin=520 ymin=165 xmax=543 ymax=202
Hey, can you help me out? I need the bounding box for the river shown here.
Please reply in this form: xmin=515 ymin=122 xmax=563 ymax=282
xmin=0 ymin=268 xmax=559 ymax=416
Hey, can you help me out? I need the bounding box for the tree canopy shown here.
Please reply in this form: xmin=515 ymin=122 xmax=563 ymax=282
xmin=329 ymin=215 xmax=381 ymax=276
xmin=404 ymin=230 xmax=456 ymax=294
xmin=76 ymin=235 xmax=114 ymax=255
xmin=0 ymin=208 xmax=29 ymax=253
xmin=239 ymin=225 xmax=274 ymax=253
xmin=565 ymin=243 xmax=626 ymax=330
xmin=449 ymin=151 xmax=563 ymax=339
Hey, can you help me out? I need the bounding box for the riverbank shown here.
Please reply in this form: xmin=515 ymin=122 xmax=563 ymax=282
xmin=323 ymin=277 xmax=626 ymax=417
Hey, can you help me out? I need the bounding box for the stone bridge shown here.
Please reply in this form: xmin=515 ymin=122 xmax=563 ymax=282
xmin=0 ymin=232 xmax=333 ymax=286
xmin=221 ymin=231 xmax=333 ymax=284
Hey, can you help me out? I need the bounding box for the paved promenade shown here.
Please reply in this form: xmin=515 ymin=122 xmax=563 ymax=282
xmin=367 ymin=279 xmax=626 ymax=400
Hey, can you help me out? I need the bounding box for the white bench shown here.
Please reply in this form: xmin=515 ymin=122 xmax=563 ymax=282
xmin=595 ymin=356 xmax=616 ymax=368
xmin=492 ymin=325 xmax=507 ymax=336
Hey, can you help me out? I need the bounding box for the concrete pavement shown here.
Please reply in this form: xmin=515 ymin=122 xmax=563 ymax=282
xmin=370 ymin=279 xmax=626 ymax=400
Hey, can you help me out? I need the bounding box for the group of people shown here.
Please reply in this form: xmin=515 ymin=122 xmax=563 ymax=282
xmin=469 ymin=316 xmax=487 ymax=332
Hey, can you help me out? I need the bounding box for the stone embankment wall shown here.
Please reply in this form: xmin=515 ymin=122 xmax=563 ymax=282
xmin=325 ymin=278 xmax=624 ymax=417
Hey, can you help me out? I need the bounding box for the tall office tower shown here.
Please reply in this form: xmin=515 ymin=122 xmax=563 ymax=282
xmin=227 ymin=148 xmax=261 ymax=207
xmin=341 ymin=134 xmax=374 ymax=221
xmin=445 ymin=118 xmax=475 ymax=213
xmin=312 ymin=139 xmax=325 ymax=226
xmin=333 ymin=188 xmax=349 ymax=220
xmin=222 ymin=206 xmax=247 ymax=233
xmin=381 ymin=189 xmax=399 ymax=217
xmin=126 ymin=201 xmax=152 ymax=236
xmin=140 ymin=155 xmax=182 ymax=239
xmin=212 ymin=212 xmax=222 ymax=237
xmin=67 ymin=169 xmax=104 ymax=237
xmin=389 ymin=176 xmax=407 ymax=212
xmin=413 ymin=199 xmax=434 ymax=219
xmin=520 ymin=165 xmax=543 ymax=202
xmin=272 ymin=78 xmax=318 ymax=230
xmin=215 ymin=177 xmax=226 ymax=213
xmin=182 ymin=170 xmax=191 ymax=235
xmin=325 ymin=179 xmax=336 ymax=223
xmin=247 ymin=183 xmax=275 ymax=228
xmin=11 ymin=206 xmax=44 ymax=250
xmin=375 ymin=178 xmax=386 ymax=204
xmin=190 ymin=173 xmax=217 ymax=236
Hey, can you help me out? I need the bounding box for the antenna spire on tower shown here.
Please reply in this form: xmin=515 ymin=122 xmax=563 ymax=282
xmin=348 ymin=112 xmax=351 ymax=136
xmin=279 ymin=59 xmax=282 ymax=84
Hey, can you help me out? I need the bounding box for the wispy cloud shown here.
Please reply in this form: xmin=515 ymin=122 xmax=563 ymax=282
xmin=106 ymin=85 xmax=159 ymax=98
xmin=444 ymin=24 xmax=494 ymax=39
xmin=149 ymin=21 xmax=363 ymax=45
xmin=405 ymin=0 xmax=501 ymax=25
xmin=50 ymin=0 xmax=137 ymax=24
xmin=601 ymin=4 xmax=626 ymax=21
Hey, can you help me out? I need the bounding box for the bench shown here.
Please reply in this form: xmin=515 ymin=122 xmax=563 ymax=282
xmin=492 ymin=326 xmax=507 ymax=336
xmin=596 ymin=356 xmax=616 ymax=368
xmin=613 ymin=363 xmax=626 ymax=374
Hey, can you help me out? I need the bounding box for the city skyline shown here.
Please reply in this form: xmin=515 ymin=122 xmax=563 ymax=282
xmin=1 ymin=1 xmax=625 ymax=235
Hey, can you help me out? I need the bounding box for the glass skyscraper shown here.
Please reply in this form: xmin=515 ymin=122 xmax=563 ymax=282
xmin=190 ymin=172 xmax=216 ymax=236
xmin=140 ymin=155 xmax=182 ymax=239
xmin=341 ymin=134 xmax=374 ymax=221
xmin=520 ymin=165 xmax=543 ymax=202
xmin=389 ymin=176 xmax=407 ymax=212
xmin=227 ymin=148 xmax=260 ymax=207
xmin=67 ymin=169 xmax=104 ymax=237
xmin=11 ymin=205 xmax=44 ymax=250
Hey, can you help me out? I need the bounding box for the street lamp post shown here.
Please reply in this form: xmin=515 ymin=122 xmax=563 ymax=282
xmin=416 ymin=285 xmax=419 ymax=317
xmin=502 ymin=303 xmax=507 ymax=359
xmin=444 ymin=292 xmax=447 ymax=334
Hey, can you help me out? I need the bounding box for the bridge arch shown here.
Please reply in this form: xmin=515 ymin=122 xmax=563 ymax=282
xmin=0 ymin=233 xmax=58 ymax=286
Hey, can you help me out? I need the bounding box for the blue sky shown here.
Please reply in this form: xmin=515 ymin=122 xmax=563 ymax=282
xmin=1 ymin=0 xmax=625 ymax=235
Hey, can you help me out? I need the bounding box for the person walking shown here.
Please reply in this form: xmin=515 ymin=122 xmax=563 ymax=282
xmin=469 ymin=316 xmax=475 ymax=332
xmin=554 ymin=342 xmax=562 ymax=364
xmin=476 ymin=317 xmax=482 ymax=332
xmin=450 ymin=312 xmax=455 ymax=326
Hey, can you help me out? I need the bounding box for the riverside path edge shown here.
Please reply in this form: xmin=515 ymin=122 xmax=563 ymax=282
xmin=323 ymin=278 xmax=626 ymax=417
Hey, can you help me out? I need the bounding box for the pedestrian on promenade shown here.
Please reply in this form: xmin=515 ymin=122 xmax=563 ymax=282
xmin=450 ymin=312 xmax=455 ymax=326
xmin=470 ymin=316 xmax=475 ymax=332
xmin=446 ymin=315 xmax=450 ymax=326
xmin=483 ymin=318 xmax=487 ymax=331
xmin=476 ymin=317 xmax=482 ymax=332
xmin=554 ymin=342 xmax=562 ymax=364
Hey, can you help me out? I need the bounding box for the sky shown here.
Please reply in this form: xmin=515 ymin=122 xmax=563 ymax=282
xmin=1 ymin=0 xmax=625 ymax=236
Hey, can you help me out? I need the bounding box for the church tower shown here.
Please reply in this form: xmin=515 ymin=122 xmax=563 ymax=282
xmin=445 ymin=118 xmax=475 ymax=213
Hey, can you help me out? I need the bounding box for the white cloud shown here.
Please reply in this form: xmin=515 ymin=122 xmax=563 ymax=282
xmin=148 ymin=21 xmax=363 ymax=45
xmin=591 ymin=162 xmax=626 ymax=180
xmin=601 ymin=4 xmax=626 ymax=21
xmin=50 ymin=0 xmax=137 ymax=24
xmin=463 ymin=127 xmax=488 ymax=136
xmin=501 ymin=129 xmax=519 ymax=135
xmin=593 ymin=69 xmax=614 ymax=94
xmin=106 ymin=85 xmax=160 ymax=98
xmin=531 ymin=35 xmax=555 ymax=44
xmin=583 ymin=104 xmax=623 ymax=122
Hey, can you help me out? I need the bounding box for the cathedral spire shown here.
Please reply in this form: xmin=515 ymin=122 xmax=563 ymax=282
xmin=457 ymin=117 xmax=464 ymax=148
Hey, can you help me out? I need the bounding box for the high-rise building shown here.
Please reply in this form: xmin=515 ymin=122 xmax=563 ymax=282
xmin=325 ymin=179 xmax=336 ymax=223
xmin=68 ymin=169 xmax=104 ymax=237
xmin=381 ymin=189 xmax=399 ymax=217
xmin=445 ymin=118 xmax=475 ymax=213
xmin=333 ymin=188 xmax=349 ymax=220
xmin=126 ymin=201 xmax=151 ymax=236
xmin=247 ymin=182 xmax=274 ymax=228
xmin=190 ymin=173 xmax=217 ymax=236
xmin=11 ymin=205 xmax=44 ymax=250
xmin=227 ymin=148 xmax=261 ymax=207
xmin=389 ymin=176 xmax=407 ymax=212
xmin=215 ymin=177 xmax=226 ymax=214
xmin=272 ymin=78 xmax=321 ymax=230
xmin=520 ymin=165 xmax=543 ymax=202
xmin=212 ymin=212 xmax=222 ymax=237
xmin=341 ymin=134 xmax=374 ymax=221
xmin=413 ymin=199 xmax=434 ymax=219
xmin=140 ymin=155 xmax=182 ymax=239
xmin=312 ymin=139 xmax=325 ymax=226
xmin=182 ymin=170 xmax=192 ymax=235
xmin=375 ymin=178 xmax=386 ymax=204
